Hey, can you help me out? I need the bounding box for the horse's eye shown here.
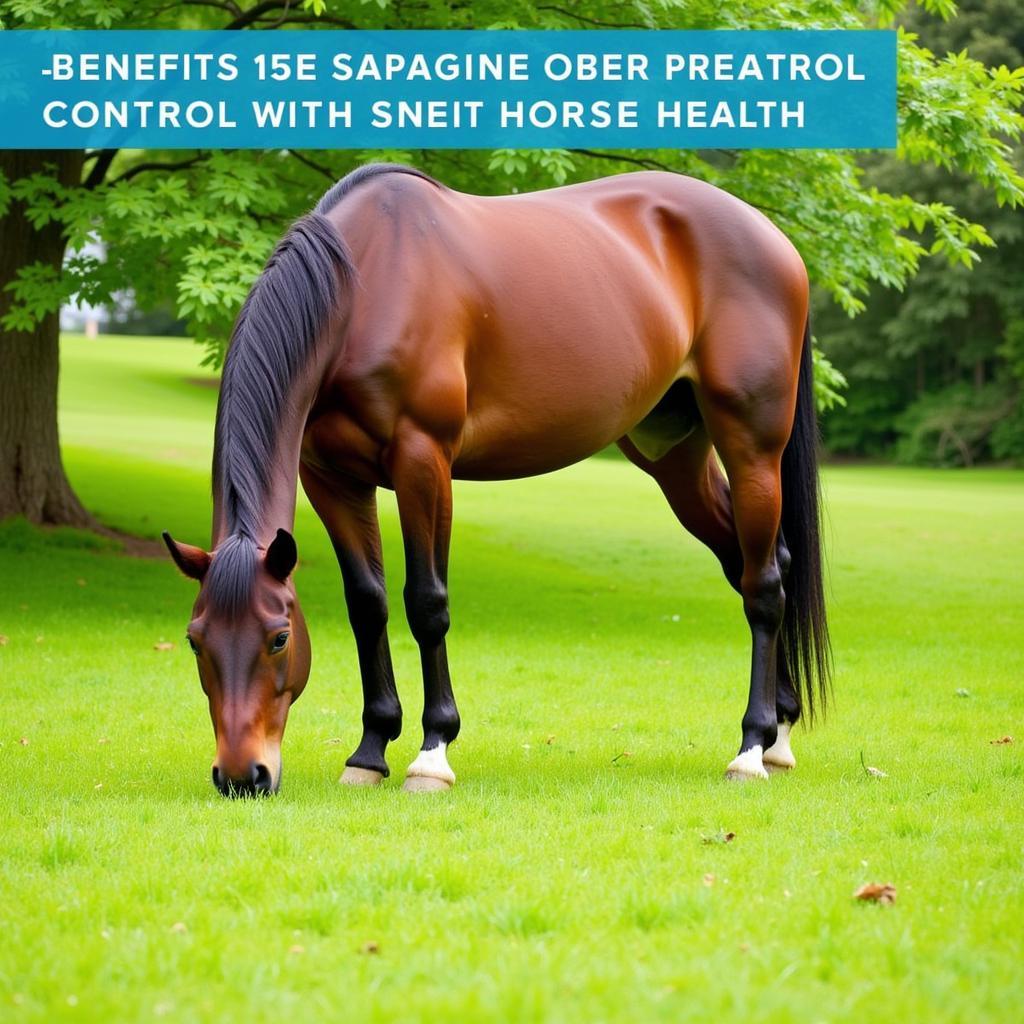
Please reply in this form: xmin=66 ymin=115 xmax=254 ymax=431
xmin=187 ymin=635 xmax=199 ymax=655
xmin=271 ymin=631 xmax=290 ymax=653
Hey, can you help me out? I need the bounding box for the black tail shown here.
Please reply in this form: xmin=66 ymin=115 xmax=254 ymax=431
xmin=779 ymin=317 xmax=831 ymax=721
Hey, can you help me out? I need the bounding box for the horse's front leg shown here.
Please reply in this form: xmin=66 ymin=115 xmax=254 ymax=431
xmin=389 ymin=424 xmax=461 ymax=793
xmin=300 ymin=466 xmax=402 ymax=785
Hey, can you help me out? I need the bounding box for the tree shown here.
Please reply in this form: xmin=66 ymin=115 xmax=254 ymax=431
xmin=817 ymin=0 xmax=1024 ymax=463
xmin=1 ymin=0 xmax=1022 ymax=524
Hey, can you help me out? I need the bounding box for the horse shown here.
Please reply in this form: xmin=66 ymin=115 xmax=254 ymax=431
xmin=163 ymin=162 xmax=829 ymax=796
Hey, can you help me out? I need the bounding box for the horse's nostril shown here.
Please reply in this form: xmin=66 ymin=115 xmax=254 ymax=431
xmin=212 ymin=765 xmax=223 ymax=790
xmin=252 ymin=763 xmax=272 ymax=791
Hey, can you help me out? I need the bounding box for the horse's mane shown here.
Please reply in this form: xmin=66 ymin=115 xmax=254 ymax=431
xmin=207 ymin=163 xmax=440 ymax=616
xmin=315 ymin=162 xmax=441 ymax=215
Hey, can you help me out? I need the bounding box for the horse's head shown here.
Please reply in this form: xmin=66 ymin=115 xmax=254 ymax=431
xmin=162 ymin=528 xmax=311 ymax=796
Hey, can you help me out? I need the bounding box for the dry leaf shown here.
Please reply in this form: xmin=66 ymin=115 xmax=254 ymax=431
xmin=360 ymin=940 xmax=380 ymax=955
xmin=153 ymin=641 xmax=176 ymax=652
xmin=98 ymin=737 xmax=109 ymax=745
xmin=170 ymin=922 xmax=187 ymax=934
xmin=866 ymin=766 xmax=888 ymax=778
xmin=545 ymin=734 xmax=556 ymax=745
xmin=19 ymin=737 xmax=29 ymax=746
xmin=990 ymin=736 xmax=1014 ymax=745
xmin=854 ymin=882 xmax=897 ymax=905
xmin=0 ymin=635 xmax=8 ymax=646
xmin=35 ymin=636 xmax=44 ymax=644
xmin=701 ymin=830 xmax=736 ymax=845
xmin=289 ymin=944 xmax=305 ymax=955
xmin=702 ymin=873 xmax=716 ymax=887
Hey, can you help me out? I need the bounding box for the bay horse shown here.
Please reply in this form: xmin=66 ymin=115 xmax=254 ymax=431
xmin=163 ymin=163 xmax=829 ymax=796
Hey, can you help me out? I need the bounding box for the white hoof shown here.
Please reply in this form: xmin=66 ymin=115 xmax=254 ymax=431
xmin=402 ymin=775 xmax=452 ymax=793
xmin=725 ymin=745 xmax=769 ymax=781
xmin=764 ymin=723 xmax=796 ymax=771
xmin=403 ymin=742 xmax=455 ymax=793
xmin=339 ymin=766 xmax=385 ymax=787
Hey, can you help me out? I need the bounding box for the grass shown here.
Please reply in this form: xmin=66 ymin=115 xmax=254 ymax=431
xmin=1 ymin=333 xmax=1022 ymax=1023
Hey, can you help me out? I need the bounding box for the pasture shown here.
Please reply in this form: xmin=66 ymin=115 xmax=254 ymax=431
xmin=1 ymin=335 xmax=1022 ymax=1022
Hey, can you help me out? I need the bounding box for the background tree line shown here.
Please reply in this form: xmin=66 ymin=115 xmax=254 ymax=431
xmin=817 ymin=0 xmax=1024 ymax=464
xmin=1 ymin=0 xmax=1022 ymax=531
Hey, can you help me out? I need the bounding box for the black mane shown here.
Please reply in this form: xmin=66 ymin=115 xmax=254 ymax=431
xmin=315 ymin=162 xmax=441 ymax=215
xmin=207 ymin=163 xmax=439 ymax=616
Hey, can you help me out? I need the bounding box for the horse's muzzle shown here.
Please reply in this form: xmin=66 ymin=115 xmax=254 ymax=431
xmin=212 ymin=761 xmax=276 ymax=797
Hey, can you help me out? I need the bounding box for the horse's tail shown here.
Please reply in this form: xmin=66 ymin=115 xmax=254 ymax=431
xmin=778 ymin=316 xmax=831 ymax=721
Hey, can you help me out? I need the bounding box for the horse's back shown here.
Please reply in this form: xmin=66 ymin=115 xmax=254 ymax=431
xmin=313 ymin=169 xmax=807 ymax=482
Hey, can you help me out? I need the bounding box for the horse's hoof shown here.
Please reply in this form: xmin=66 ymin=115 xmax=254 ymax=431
xmin=402 ymin=775 xmax=452 ymax=794
xmin=403 ymin=743 xmax=455 ymax=793
xmin=725 ymin=746 xmax=769 ymax=781
xmin=763 ymin=723 xmax=796 ymax=771
xmin=339 ymin=766 xmax=385 ymax=787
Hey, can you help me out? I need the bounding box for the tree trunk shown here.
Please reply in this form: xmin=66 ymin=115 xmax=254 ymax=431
xmin=0 ymin=150 xmax=95 ymax=527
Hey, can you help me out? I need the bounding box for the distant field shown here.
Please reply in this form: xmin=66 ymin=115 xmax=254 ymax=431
xmin=0 ymin=334 xmax=1021 ymax=1022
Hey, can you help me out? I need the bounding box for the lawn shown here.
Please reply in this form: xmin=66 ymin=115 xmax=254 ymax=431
xmin=1 ymin=334 xmax=1022 ymax=1023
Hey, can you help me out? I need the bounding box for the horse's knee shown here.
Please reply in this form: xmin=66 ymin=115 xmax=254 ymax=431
xmin=346 ymin=578 xmax=389 ymax=635
xmin=405 ymin=581 xmax=450 ymax=647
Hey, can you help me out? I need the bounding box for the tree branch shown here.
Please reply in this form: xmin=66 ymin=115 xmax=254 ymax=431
xmin=224 ymin=0 xmax=288 ymax=30
xmin=570 ymin=149 xmax=678 ymax=173
xmin=537 ymin=5 xmax=650 ymax=29
xmin=255 ymin=12 xmax=357 ymax=27
xmin=108 ymin=155 xmax=207 ymax=185
xmin=286 ymin=150 xmax=340 ymax=183
xmin=84 ymin=150 xmax=118 ymax=190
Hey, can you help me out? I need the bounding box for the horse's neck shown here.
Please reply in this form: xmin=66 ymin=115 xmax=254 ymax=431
xmin=211 ymin=347 xmax=327 ymax=550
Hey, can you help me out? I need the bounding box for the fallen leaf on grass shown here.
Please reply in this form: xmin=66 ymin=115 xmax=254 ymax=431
xmin=854 ymin=882 xmax=897 ymax=905
xmin=19 ymin=737 xmax=29 ymax=746
xmin=545 ymin=734 xmax=556 ymax=745
xmin=701 ymin=830 xmax=736 ymax=845
xmin=990 ymin=736 xmax=1014 ymax=745
xmin=702 ymin=873 xmax=716 ymax=887
xmin=169 ymin=922 xmax=187 ymax=934
xmin=0 ymin=635 xmax=8 ymax=646
xmin=153 ymin=641 xmax=175 ymax=652
xmin=360 ymin=940 xmax=380 ymax=955
xmin=288 ymin=944 xmax=305 ymax=955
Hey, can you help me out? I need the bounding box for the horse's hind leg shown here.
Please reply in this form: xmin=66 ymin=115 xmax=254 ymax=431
xmin=763 ymin=528 xmax=799 ymax=771
xmin=300 ymin=466 xmax=402 ymax=785
xmin=695 ymin=308 xmax=803 ymax=780
xmin=389 ymin=422 xmax=461 ymax=793
xmin=621 ymin=426 xmax=801 ymax=776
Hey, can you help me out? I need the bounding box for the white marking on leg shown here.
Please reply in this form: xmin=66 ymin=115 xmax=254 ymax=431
xmin=763 ymin=722 xmax=796 ymax=770
xmin=726 ymin=744 xmax=769 ymax=780
xmin=405 ymin=742 xmax=455 ymax=785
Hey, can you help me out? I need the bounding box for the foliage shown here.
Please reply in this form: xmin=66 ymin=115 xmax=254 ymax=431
xmin=818 ymin=0 xmax=1024 ymax=462
xmin=1 ymin=0 xmax=1023 ymax=409
xmin=3 ymin=335 xmax=1024 ymax=1022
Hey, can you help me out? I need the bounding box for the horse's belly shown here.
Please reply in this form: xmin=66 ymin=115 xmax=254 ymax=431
xmin=453 ymin=333 xmax=686 ymax=480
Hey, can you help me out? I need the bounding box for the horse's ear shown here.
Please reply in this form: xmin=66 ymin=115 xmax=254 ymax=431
xmin=265 ymin=528 xmax=297 ymax=582
xmin=162 ymin=532 xmax=210 ymax=582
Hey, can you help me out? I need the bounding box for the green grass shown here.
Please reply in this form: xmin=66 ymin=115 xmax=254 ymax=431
xmin=1 ymin=334 xmax=1022 ymax=1023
